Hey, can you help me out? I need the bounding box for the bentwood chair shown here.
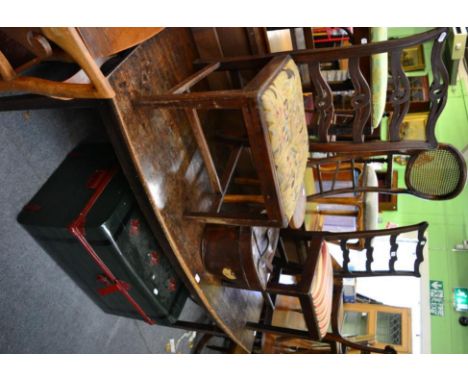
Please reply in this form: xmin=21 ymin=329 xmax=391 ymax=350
xmin=135 ymin=54 xmax=309 ymax=228
xmin=246 ymin=222 xmax=428 ymax=353
xmin=0 ymin=27 xmax=163 ymax=99
xmin=196 ymin=27 xmax=449 ymax=154
xmin=307 ymin=143 xmax=467 ymax=202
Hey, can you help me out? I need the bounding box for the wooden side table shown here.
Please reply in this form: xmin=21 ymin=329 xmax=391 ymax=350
xmin=202 ymin=225 xmax=280 ymax=291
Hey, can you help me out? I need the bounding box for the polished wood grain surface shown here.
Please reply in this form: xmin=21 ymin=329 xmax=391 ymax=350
xmin=77 ymin=27 xmax=164 ymax=59
xmin=105 ymin=27 xmax=263 ymax=352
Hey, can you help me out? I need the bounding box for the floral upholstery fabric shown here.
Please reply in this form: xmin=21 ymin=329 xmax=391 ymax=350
xmin=259 ymin=58 xmax=309 ymax=222
xmin=371 ymin=27 xmax=388 ymax=129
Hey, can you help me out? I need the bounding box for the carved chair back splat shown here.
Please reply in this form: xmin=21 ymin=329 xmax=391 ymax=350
xmin=195 ymin=27 xmax=450 ymax=154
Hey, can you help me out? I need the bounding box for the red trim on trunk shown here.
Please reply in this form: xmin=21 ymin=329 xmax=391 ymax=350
xmin=67 ymin=166 xmax=156 ymax=325
xmin=97 ymin=275 xmax=130 ymax=297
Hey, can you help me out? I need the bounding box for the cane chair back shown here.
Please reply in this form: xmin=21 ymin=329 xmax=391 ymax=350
xmin=307 ymin=144 xmax=467 ymax=202
xmin=405 ymin=144 xmax=467 ymax=200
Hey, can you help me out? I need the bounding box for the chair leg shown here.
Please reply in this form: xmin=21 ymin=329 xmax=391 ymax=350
xmin=41 ymin=27 xmax=115 ymax=98
xmin=246 ymin=322 xmax=311 ymax=339
xmin=262 ymin=293 xmax=277 ymax=326
xmin=192 ymin=333 xmax=214 ymax=354
xmin=185 ymin=211 xmax=281 ymax=227
xmin=185 ymin=107 xmax=222 ymax=194
xmin=276 ymin=237 xmax=290 ymax=265
xmin=206 ymin=344 xmax=231 ymax=353
xmin=262 ymin=291 xmax=275 ymax=311
xmin=323 ymin=332 xmax=397 ymax=354
xmin=219 ymin=146 xmax=244 ymax=193
xmin=172 ymin=320 xmax=227 ymax=337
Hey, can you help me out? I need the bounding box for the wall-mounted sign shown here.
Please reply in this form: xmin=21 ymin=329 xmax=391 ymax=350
xmin=430 ymin=280 xmax=444 ymax=317
xmin=453 ymin=287 xmax=468 ymax=312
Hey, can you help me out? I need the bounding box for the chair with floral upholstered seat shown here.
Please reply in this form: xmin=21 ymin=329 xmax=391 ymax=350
xmin=195 ymin=28 xmax=450 ymax=155
xmin=135 ymin=55 xmax=309 ymax=228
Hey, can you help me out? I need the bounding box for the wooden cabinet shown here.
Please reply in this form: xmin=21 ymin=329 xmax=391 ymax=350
xmin=342 ymin=302 xmax=412 ymax=353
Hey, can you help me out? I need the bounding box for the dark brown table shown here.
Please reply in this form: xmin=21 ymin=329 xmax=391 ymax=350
xmin=100 ymin=28 xmax=265 ymax=352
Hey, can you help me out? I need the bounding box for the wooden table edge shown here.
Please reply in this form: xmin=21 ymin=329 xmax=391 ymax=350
xmin=100 ymin=98 xmax=253 ymax=353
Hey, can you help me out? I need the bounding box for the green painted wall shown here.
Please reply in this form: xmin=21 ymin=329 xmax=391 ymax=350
xmin=380 ymin=28 xmax=468 ymax=353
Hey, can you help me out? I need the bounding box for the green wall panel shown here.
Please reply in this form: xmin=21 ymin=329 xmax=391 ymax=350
xmin=382 ymin=27 xmax=468 ymax=353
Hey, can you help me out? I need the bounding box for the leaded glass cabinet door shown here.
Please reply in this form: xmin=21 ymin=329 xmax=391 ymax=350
xmin=342 ymin=302 xmax=412 ymax=353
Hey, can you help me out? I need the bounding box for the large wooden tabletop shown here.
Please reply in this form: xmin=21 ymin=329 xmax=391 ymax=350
xmin=101 ymin=28 xmax=264 ymax=352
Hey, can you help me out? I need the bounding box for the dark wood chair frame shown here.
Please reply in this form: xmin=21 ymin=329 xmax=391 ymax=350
xmin=307 ymin=143 xmax=467 ymax=202
xmin=309 ymin=161 xmax=374 ymax=250
xmin=266 ymin=280 xmax=397 ymax=354
xmin=317 ymin=279 xmax=398 ymax=354
xmin=246 ymin=222 xmax=428 ymax=352
xmin=196 ymin=27 xmax=450 ymax=154
xmin=134 ymin=55 xmax=304 ymax=228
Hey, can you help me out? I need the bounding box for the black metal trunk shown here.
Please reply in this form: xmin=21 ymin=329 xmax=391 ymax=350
xmin=18 ymin=143 xmax=188 ymax=325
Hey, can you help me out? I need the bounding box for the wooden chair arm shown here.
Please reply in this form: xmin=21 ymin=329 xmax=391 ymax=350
xmin=0 ymin=50 xmax=16 ymax=80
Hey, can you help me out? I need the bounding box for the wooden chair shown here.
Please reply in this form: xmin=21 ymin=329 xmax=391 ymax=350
xmin=193 ymin=286 xmax=392 ymax=354
xmin=308 ymin=161 xmax=379 ymax=250
xmin=0 ymin=27 xmax=163 ymax=99
xmin=246 ymin=222 xmax=428 ymax=353
xmin=321 ymin=279 xmax=398 ymax=354
xmin=265 ymin=27 xmax=353 ymax=52
xmin=196 ymin=27 xmax=450 ymax=153
xmin=135 ymin=55 xmax=309 ymax=228
xmin=307 ymin=143 xmax=467 ymax=202
xmin=264 ymin=284 xmax=394 ymax=354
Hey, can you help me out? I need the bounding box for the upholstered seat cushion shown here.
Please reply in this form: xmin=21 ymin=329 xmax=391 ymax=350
xmin=259 ymin=58 xmax=309 ymax=221
xmin=312 ymin=241 xmax=334 ymax=338
xmin=270 ymin=240 xmax=334 ymax=340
